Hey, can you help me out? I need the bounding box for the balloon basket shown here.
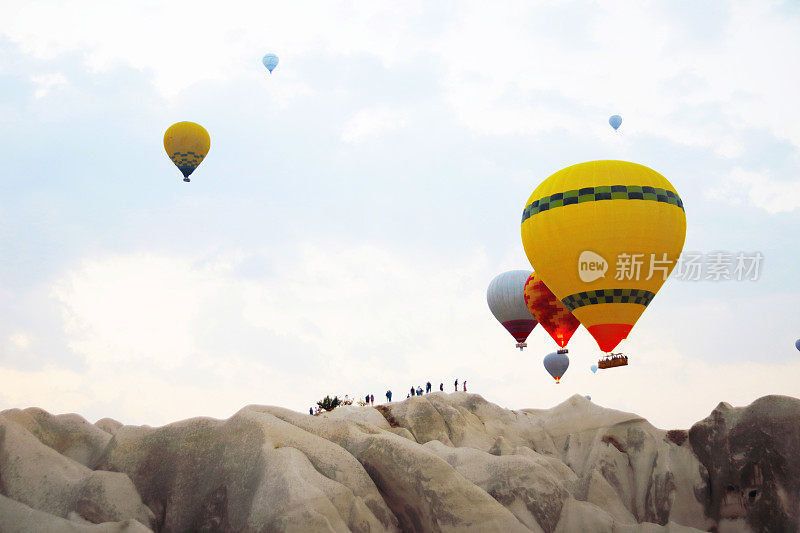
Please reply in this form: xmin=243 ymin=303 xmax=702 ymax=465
xmin=516 ymin=342 xmax=527 ymax=351
xmin=597 ymin=353 xmax=629 ymax=370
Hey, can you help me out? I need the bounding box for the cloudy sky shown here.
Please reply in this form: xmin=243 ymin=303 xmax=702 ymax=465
xmin=1 ymin=0 xmax=799 ymax=429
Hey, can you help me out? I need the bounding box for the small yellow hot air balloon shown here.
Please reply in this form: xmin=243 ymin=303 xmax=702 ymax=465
xmin=163 ymin=122 xmax=210 ymax=182
xmin=521 ymin=160 xmax=686 ymax=353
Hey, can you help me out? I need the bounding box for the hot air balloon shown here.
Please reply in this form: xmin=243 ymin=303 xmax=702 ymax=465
xmin=544 ymin=350 xmax=569 ymax=383
xmin=796 ymin=339 xmax=800 ymax=351
xmin=585 ymin=395 xmax=591 ymax=400
xmin=521 ymin=160 xmax=686 ymax=353
xmin=163 ymin=122 xmax=210 ymax=182
xmin=590 ymin=364 xmax=598 ymax=374
xmin=609 ymin=115 xmax=622 ymax=130
xmin=523 ymin=272 xmax=580 ymax=349
xmin=262 ymin=53 xmax=279 ymax=73
xmin=487 ymin=270 xmax=538 ymax=350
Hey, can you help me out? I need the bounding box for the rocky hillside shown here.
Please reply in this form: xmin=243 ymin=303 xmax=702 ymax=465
xmin=1 ymin=393 xmax=798 ymax=532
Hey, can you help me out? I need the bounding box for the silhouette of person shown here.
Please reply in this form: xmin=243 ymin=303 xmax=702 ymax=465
xmin=439 ymin=383 xmax=444 ymax=391
xmin=309 ymin=407 xmax=313 ymax=415
xmin=386 ymin=390 xmax=392 ymax=402
xmin=454 ymin=379 xmax=458 ymax=391
xmin=463 ymin=380 xmax=467 ymax=392
xmin=370 ymin=394 xmax=374 ymax=406
xmin=410 ymin=386 xmax=415 ymax=396
xmin=426 ymin=381 xmax=431 ymax=393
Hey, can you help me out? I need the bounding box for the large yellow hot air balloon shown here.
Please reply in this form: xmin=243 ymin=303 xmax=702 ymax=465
xmin=163 ymin=122 xmax=210 ymax=182
xmin=521 ymin=160 xmax=686 ymax=352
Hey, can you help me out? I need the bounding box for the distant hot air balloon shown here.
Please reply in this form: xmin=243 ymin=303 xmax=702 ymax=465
xmin=609 ymin=115 xmax=622 ymax=131
xmin=796 ymin=339 xmax=800 ymax=351
xmin=163 ymin=122 xmax=210 ymax=182
xmin=521 ymin=160 xmax=686 ymax=353
xmin=585 ymin=395 xmax=592 ymax=400
xmin=524 ymin=272 xmax=580 ymax=349
xmin=262 ymin=53 xmax=279 ymax=73
xmin=590 ymin=364 xmax=598 ymax=374
xmin=487 ymin=270 xmax=538 ymax=350
xmin=544 ymin=350 xmax=569 ymax=383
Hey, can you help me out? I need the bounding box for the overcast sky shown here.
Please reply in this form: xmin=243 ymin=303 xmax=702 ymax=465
xmin=1 ymin=0 xmax=799 ymax=429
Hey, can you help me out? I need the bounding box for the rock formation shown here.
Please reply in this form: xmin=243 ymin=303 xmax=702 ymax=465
xmin=1 ymin=393 xmax=797 ymax=532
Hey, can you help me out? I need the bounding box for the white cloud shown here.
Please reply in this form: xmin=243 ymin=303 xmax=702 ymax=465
xmin=341 ymin=107 xmax=410 ymax=144
xmin=0 ymin=1 xmax=427 ymax=97
xmin=53 ymin=254 xmax=214 ymax=370
xmin=30 ymin=72 xmax=67 ymax=98
xmin=707 ymin=167 xmax=800 ymax=213
xmin=8 ymin=332 xmax=30 ymax=350
xmin=28 ymin=243 xmax=498 ymax=423
xmin=433 ymin=0 xmax=800 ymax=151
xmin=3 ymin=0 xmax=799 ymax=151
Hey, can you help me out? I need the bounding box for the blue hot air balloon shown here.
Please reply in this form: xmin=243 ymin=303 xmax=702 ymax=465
xmin=609 ymin=115 xmax=622 ymax=130
xmin=544 ymin=350 xmax=570 ymax=383
xmin=590 ymin=364 xmax=598 ymax=374
xmin=262 ymin=53 xmax=279 ymax=73
xmin=796 ymin=339 xmax=800 ymax=351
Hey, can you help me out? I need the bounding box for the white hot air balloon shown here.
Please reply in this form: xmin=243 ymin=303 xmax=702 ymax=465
xmin=487 ymin=270 xmax=538 ymax=350
xmin=544 ymin=350 xmax=570 ymax=383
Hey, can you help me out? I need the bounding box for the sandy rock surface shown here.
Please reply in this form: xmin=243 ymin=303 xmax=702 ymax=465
xmin=1 ymin=393 xmax=797 ymax=532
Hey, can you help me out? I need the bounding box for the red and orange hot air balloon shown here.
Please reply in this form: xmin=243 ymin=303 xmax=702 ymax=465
xmin=523 ymin=272 xmax=580 ymax=349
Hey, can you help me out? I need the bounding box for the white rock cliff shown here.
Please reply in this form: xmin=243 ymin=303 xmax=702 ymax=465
xmin=1 ymin=393 xmax=797 ymax=532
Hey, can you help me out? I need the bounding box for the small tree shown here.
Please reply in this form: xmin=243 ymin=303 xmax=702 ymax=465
xmin=317 ymin=395 xmax=341 ymax=412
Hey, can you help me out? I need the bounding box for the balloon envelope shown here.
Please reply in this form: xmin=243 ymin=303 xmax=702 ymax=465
xmin=524 ymin=272 xmax=580 ymax=348
xmin=609 ymin=115 xmax=622 ymax=130
xmin=796 ymin=339 xmax=800 ymax=351
xmin=487 ymin=270 xmax=537 ymax=346
xmin=544 ymin=351 xmax=569 ymax=383
xmin=590 ymin=364 xmax=598 ymax=373
xmin=521 ymin=160 xmax=686 ymax=352
xmin=163 ymin=122 xmax=210 ymax=180
xmin=262 ymin=53 xmax=279 ymax=73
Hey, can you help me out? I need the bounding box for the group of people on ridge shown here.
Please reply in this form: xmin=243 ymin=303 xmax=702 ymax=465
xmin=309 ymin=378 xmax=468 ymax=415
xmin=399 ymin=379 xmax=466 ymax=400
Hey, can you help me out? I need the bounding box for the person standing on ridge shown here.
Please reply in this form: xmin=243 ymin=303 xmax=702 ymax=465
xmin=439 ymin=383 xmax=444 ymax=391
xmin=309 ymin=407 xmax=313 ymax=415
xmin=463 ymin=380 xmax=467 ymax=392
xmin=426 ymin=381 xmax=432 ymax=393
xmin=370 ymin=394 xmax=374 ymax=406
xmin=386 ymin=390 xmax=392 ymax=402
xmin=417 ymin=385 xmax=423 ymax=396
xmin=365 ymin=394 xmax=370 ymax=405
xmin=410 ymin=386 xmax=415 ymax=396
